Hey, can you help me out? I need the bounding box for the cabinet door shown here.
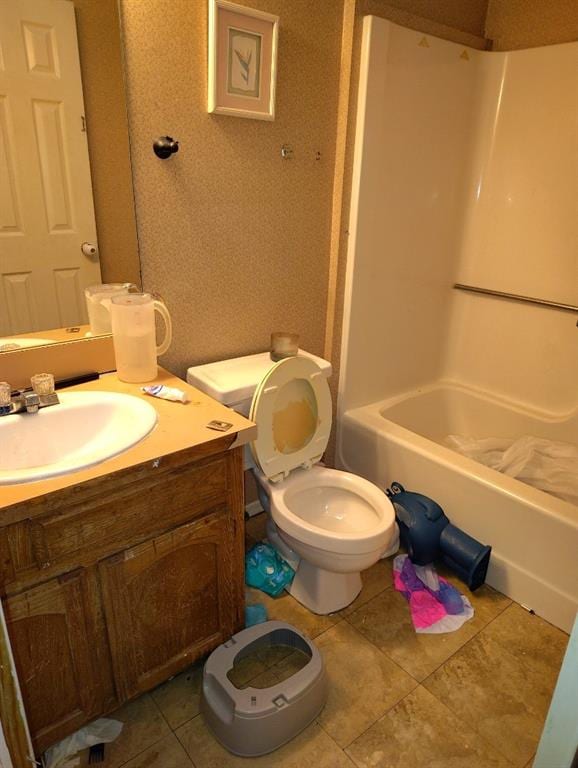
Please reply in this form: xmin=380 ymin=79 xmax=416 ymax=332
xmin=3 ymin=568 xmax=115 ymax=754
xmin=99 ymin=508 xmax=236 ymax=700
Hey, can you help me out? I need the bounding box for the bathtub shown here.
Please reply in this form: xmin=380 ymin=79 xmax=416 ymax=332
xmin=338 ymin=382 xmax=578 ymax=632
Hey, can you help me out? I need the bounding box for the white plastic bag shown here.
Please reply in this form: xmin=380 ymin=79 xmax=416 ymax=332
xmin=43 ymin=718 xmax=123 ymax=768
xmin=446 ymin=434 xmax=578 ymax=506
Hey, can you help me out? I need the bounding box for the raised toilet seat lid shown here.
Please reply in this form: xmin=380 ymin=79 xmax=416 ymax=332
xmin=250 ymin=356 xmax=332 ymax=483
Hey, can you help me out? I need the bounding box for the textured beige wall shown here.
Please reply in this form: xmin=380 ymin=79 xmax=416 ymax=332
xmin=74 ymin=0 xmax=141 ymax=286
xmin=363 ymin=0 xmax=489 ymax=38
xmin=486 ymin=0 xmax=578 ymax=50
xmin=121 ymin=0 xmax=344 ymax=376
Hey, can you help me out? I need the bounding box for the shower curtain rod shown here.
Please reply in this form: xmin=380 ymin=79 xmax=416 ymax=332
xmin=453 ymin=283 xmax=578 ymax=320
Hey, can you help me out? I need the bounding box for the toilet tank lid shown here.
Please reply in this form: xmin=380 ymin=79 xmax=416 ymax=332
xmin=186 ymin=350 xmax=332 ymax=405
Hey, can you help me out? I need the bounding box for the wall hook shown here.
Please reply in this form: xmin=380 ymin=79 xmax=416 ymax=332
xmin=153 ymin=136 xmax=179 ymax=159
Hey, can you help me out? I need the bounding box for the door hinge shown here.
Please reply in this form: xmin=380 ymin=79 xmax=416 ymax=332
xmin=81 ymin=115 xmax=86 ymax=132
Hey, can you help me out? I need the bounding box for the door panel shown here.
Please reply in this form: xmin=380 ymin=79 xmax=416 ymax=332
xmin=100 ymin=511 xmax=236 ymax=700
xmin=0 ymin=0 xmax=101 ymax=335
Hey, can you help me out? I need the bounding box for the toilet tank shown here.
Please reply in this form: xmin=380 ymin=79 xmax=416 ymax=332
xmin=186 ymin=350 xmax=332 ymax=417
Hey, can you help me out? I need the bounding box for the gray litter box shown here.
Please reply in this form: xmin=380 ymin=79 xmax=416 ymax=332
xmin=200 ymin=620 xmax=327 ymax=757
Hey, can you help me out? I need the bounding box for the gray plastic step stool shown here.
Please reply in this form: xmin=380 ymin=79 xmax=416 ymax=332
xmin=200 ymin=620 xmax=327 ymax=757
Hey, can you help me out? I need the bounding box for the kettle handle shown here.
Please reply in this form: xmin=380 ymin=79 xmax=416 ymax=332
xmin=153 ymin=299 xmax=172 ymax=356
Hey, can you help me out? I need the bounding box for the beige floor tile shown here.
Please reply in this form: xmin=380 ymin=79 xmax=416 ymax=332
xmin=338 ymin=557 xmax=394 ymax=618
xmin=177 ymin=716 xmax=355 ymax=768
xmin=82 ymin=694 xmax=170 ymax=768
xmin=311 ymin=621 xmax=416 ymax=748
xmin=227 ymin=643 xmax=295 ymax=688
xmin=245 ymin=586 xmax=340 ymax=639
xmin=270 ymin=648 xmax=311 ymax=682
xmin=121 ymin=732 xmax=193 ymax=768
xmin=347 ymin=581 xmax=510 ymax=681
xmin=345 ymin=685 xmax=511 ymax=768
xmin=424 ymin=604 xmax=567 ymax=767
xmin=151 ymin=663 xmax=203 ymax=730
xmin=241 ymin=667 xmax=281 ymax=688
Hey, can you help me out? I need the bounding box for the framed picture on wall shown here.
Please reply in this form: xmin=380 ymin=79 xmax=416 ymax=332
xmin=208 ymin=0 xmax=279 ymax=120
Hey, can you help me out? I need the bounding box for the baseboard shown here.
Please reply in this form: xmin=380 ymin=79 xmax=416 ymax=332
xmin=245 ymin=500 xmax=263 ymax=518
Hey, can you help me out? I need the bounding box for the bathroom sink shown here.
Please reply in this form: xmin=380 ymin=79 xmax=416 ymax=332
xmin=0 ymin=391 xmax=158 ymax=485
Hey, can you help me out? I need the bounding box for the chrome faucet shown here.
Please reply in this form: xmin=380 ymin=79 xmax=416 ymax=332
xmin=0 ymin=375 xmax=60 ymax=416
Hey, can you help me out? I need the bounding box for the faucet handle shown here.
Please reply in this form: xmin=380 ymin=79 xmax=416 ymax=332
xmin=31 ymin=373 xmax=55 ymax=395
xmin=0 ymin=381 xmax=11 ymax=404
xmin=0 ymin=382 xmax=11 ymax=413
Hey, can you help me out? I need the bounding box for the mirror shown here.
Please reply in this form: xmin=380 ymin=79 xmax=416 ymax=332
xmin=0 ymin=0 xmax=140 ymax=352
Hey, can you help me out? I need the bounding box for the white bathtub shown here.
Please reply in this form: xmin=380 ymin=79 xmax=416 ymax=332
xmin=338 ymin=382 xmax=578 ymax=632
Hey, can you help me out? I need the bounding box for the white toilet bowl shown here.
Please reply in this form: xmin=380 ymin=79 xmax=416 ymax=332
xmin=255 ymin=465 xmax=395 ymax=614
xmin=186 ymin=350 xmax=397 ymax=615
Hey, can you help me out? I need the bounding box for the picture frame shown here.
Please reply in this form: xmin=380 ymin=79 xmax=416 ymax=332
xmin=208 ymin=0 xmax=279 ymax=121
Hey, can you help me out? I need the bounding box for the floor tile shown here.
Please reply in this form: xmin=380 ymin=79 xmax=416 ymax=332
xmin=83 ymin=694 xmax=170 ymax=768
xmin=337 ymin=557 xmax=394 ymax=618
xmin=245 ymin=586 xmax=340 ymax=639
xmin=227 ymin=643 xmax=295 ymax=688
xmin=347 ymin=581 xmax=510 ymax=681
xmin=345 ymin=685 xmax=511 ymax=768
xmin=424 ymin=604 xmax=567 ymax=767
xmin=269 ymin=648 xmax=310 ymax=682
xmin=241 ymin=666 xmax=283 ymax=689
xmin=151 ymin=663 xmax=203 ymax=730
xmin=311 ymin=621 xmax=416 ymax=748
xmin=177 ymin=716 xmax=355 ymax=768
xmin=120 ymin=732 xmax=193 ymax=768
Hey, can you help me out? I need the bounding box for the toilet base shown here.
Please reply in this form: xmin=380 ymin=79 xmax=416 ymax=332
xmin=288 ymin=560 xmax=362 ymax=615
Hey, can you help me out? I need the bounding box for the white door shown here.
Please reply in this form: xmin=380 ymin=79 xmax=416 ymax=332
xmin=0 ymin=0 xmax=101 ymax=335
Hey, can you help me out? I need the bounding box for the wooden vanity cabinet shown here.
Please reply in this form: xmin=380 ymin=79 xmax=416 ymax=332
xmin=0 ymin=442 xmax=245 ymax=756
xmin=4 ymin=567 xmax=115 ymax=752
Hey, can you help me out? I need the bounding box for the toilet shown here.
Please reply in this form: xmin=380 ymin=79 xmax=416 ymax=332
xmin=187 ymin=351 xmax=396 ymax=614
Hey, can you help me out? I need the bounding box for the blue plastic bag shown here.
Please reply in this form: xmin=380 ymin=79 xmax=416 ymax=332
xmin=245 ymin=542 xmax=295 ymax=597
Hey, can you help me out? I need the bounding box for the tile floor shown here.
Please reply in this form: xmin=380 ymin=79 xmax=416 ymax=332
xmin=77 ymin=513 xmax=568 ymax=768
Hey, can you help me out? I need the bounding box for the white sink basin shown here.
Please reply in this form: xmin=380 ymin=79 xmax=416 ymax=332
xmin=0 ymin=391 xmax=158 ymax=485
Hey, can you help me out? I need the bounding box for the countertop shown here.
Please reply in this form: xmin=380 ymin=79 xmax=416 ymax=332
xmin=0 ymin=367 xmax=256 ymax=514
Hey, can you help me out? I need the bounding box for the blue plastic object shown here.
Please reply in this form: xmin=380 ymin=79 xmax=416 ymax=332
xmin=245 ymin=542 xmax=295 ymax=597
xmin=386 ymin=482 xmax=491 ymax=591
xmin=245 ymin=603 xmax=268 ymax=627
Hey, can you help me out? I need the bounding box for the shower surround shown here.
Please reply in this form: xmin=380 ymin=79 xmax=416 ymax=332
xmin=338 ymin=16 xmax=578 ymax=631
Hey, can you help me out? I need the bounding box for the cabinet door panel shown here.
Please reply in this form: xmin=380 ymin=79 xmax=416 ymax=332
xmin=3 ymin=568 xmax=115 ymax=754
xmin=100 ymin=508 xmax=235 ymax=700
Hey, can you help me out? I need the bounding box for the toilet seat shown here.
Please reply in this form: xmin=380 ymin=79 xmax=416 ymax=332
xmin=265 ymin=466 xmax=394 ymax=556
xmin=250 ymin=357 xmax=332 ymax=483
xmin=249 ymin=357 xmax=396 ymax=614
